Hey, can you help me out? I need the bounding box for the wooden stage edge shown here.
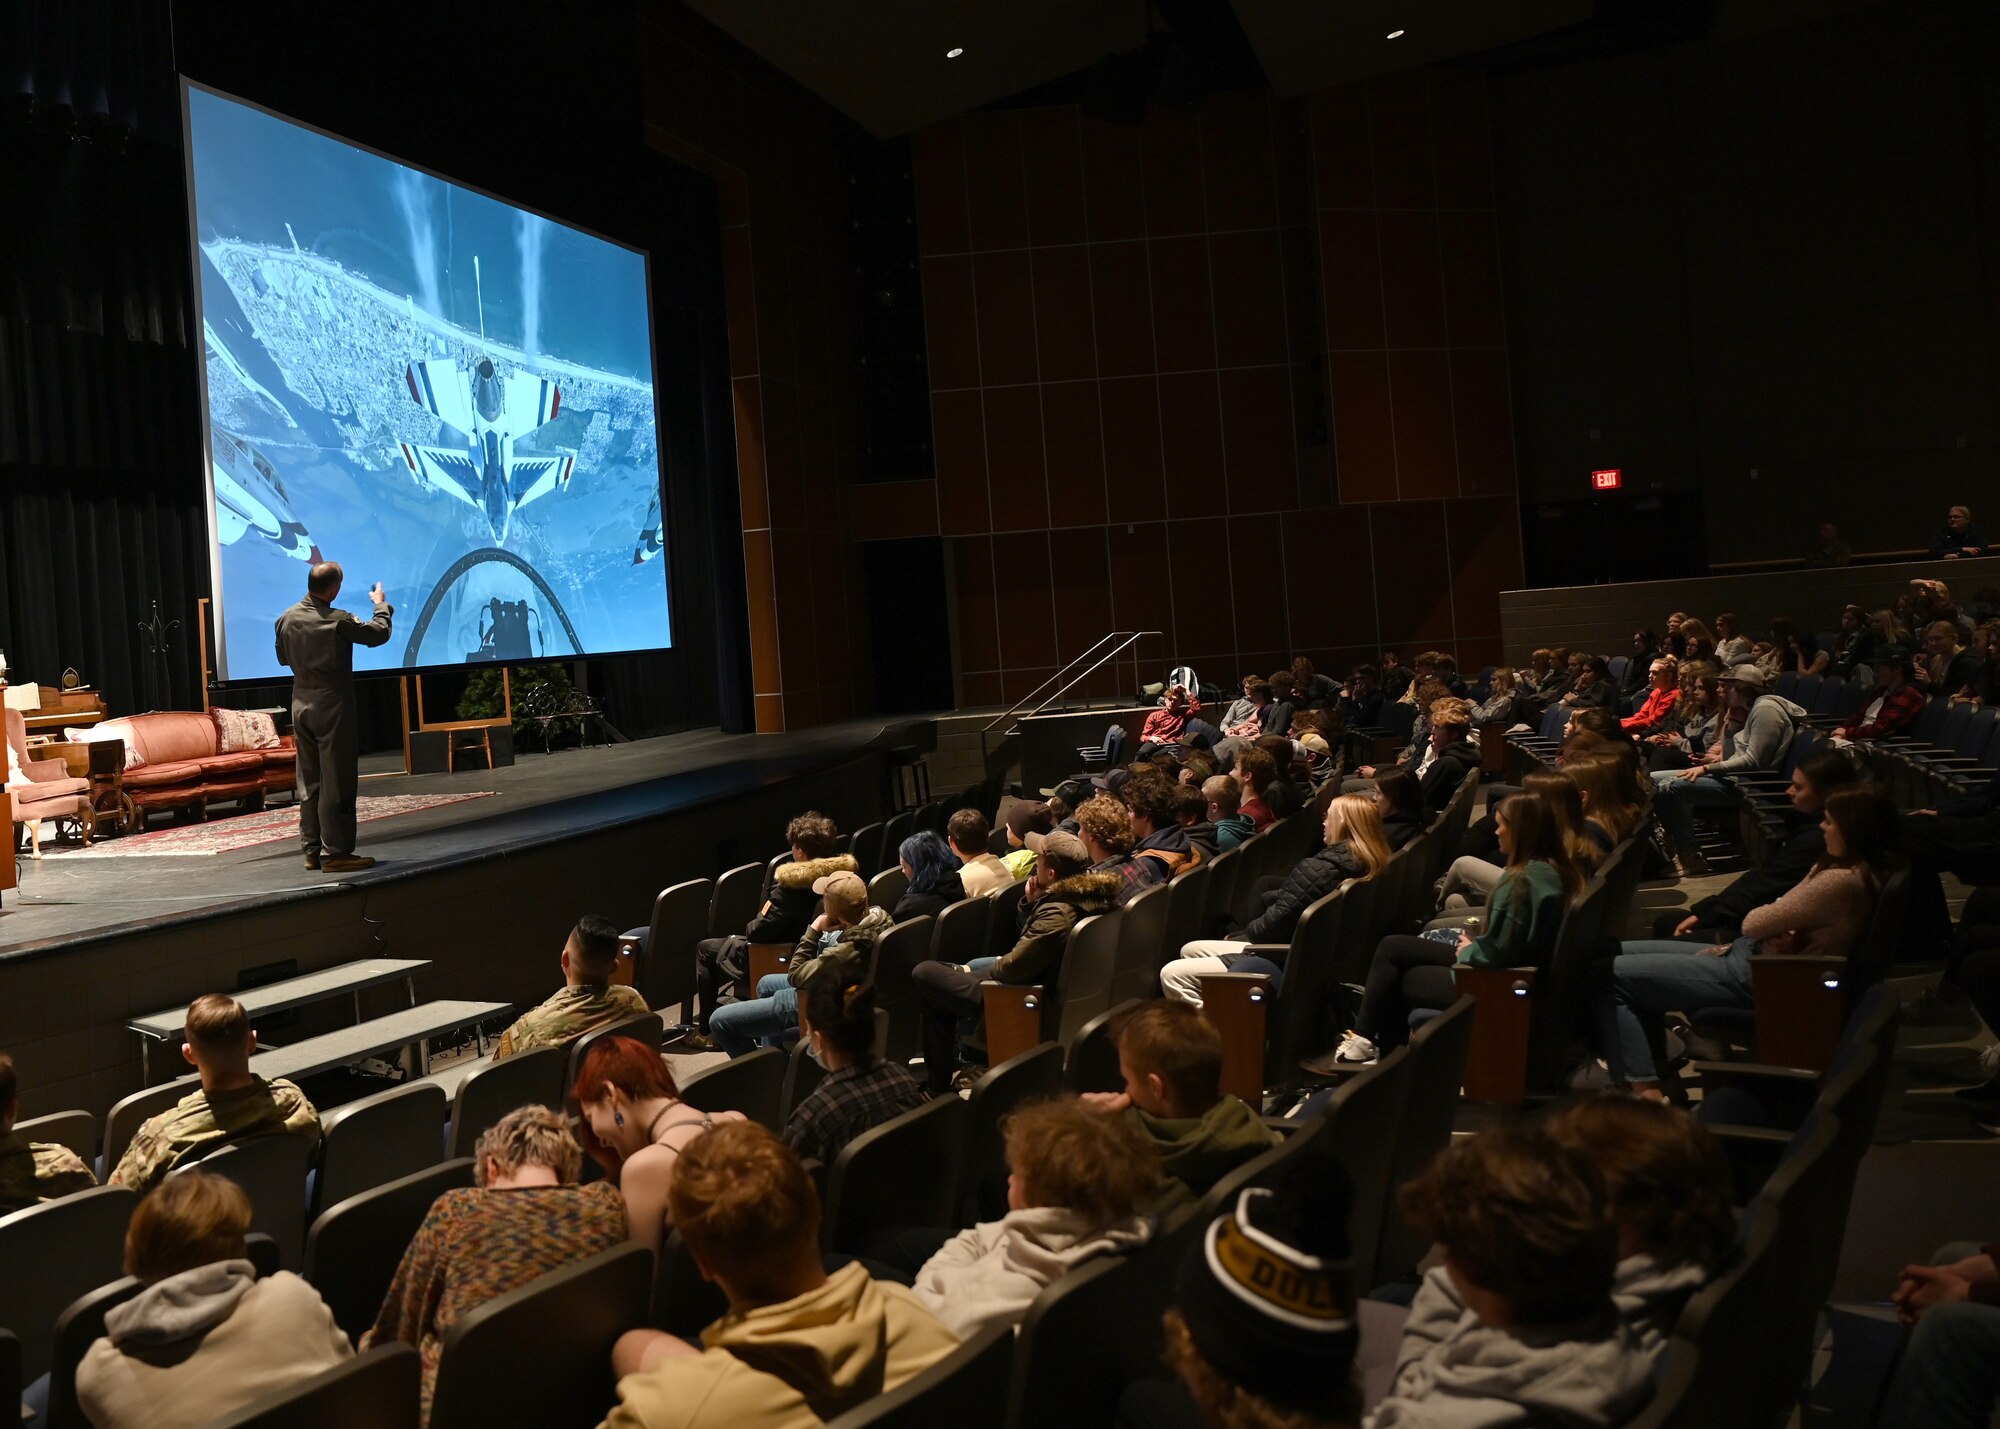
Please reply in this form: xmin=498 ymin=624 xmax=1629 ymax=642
xmin=0 ymin=719 xmax=925 ymax=1121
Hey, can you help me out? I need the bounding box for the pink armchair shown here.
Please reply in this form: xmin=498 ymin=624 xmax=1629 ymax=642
xmin=5 ymin=708 xmax=94 ymax=857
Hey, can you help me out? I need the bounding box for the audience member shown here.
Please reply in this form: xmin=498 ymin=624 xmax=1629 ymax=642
xmin=1829 ymin=604 xmax=1878 ymax=677
xmin=890 ymin=830 xmax=967 ymax=920
xmin=1877 ymin=1239 xmax=2000 ymax=1428
xmin=365 ymin=1105 xmax=626 ymax=1419
xmin=1292 ymin=655 xmax=1339 ymax=709
xmin=1350 ymin=697 xmax=1478 ymax=814
xmin=1202 ymin=774 xmax=1255 ymax=850
xmin=1079 ymin=1002 xmax=1280 ymax=1212
xmin=109 ymin=994 xmax=320 ymax=1194
xmin=1437 ymin=769 xmax=1597 ymax=911
xmin=1712 ymin=613 xmax=1752 ymax=667
xmin=1770 ymin=616 xmax=1829 ymax=676
xmin=1339 ymin=663 xmax=1386 ymax=728
xmin=1371 ymin=1127 xmax=1651 ymax=1428
xmin=1919 ymin=619 xmax=1986 ymax=699
xmin=603 ymin=1123 xmax=957 ymax=1428
xmin=913 ymin=831 xmax=1113 ymax=1094
xmin=1139 ymin=681 xmax=1201 ymax=756
xmin=785 ymin=973 xmax=925 ymax=1169
xmin=1561 ymin=656 xmax=1619 ymax=710
xmin=1162 ymin=795 xmax=1393 ymax=1005
xmin=1677 ymin=618 xmax=1718 ymax=667
xmin=1835 ymin=647 xmax=1924 ymax=741
xmin=1570 ymin=753 xmax=1646 ymax=849
xmin=1621 ymin=655 xmax=1680 ymax=736
xmin=911 ymin=1097 xmax=1156 ymax=1338
xmin=1953 ymin=620 xmax=2000 ymax=707
xmin=493 ymin=914 xmax=648 ymax=1059
xmin=1643 ymin=665 xmax=1724 ymax=773
xmin=948 ymin=809 xmax=1014 ymax=896
xmin=574 ymin=1035 xmax=746 ymax=1254
xmin=1076 ymin=792 xmax=1164 ymax=903
xmin=76 ymin=1171 xmax=350 ymax=1429
xmin=1648 ymin=664 xmax=1804 ymax=877
xmin=1372 ymin=767 xmax=1426 ymax=850
xmin=1544 ymin=1098 xmax=1736 ymax=1351
xmin=1001 ymin=799 xmax=1055 ymax=880
xmin=1234 ymin=747 xmax=1281 ymax=832
xmin=1468 ymin=666 xmax=1526 ymax=729
xmin=1174 ymin=783 xmax=1221 ymax=862
xmin=1252 ymin=733 xmax=1309 ymax=819
xmin=1134 ymin=1154 xmax=1362 ymax=1429
xmin=1655 ymin=747 xmax=1860 ymax=942
xmin=1618 ymin=632 xmax=1661 ymax=698
xmin=712 ymin=869 xmax=893 ymax=1057
xmin=0 ymin=1050 xmax=95 ymax=1213
xmin=1379 ymin=651 xmax=1413 ymax=700
xmin=1932 ymin=504 xmax=1990 ymax=560
xmin=1809 ymin=520 xmax=1853 ymax=567
xmin=1319 ymin=794 xmax=1580 ymax=1070
xmin=1592 ymin=785 xmax=1895 ymax=1100
xmin=690 ymin=812 xmax=853 ymax=1050
xmin=1125 ymin=768 xmax=1199 ymax=879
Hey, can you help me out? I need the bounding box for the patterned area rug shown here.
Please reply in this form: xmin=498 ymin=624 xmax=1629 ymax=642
xmin=40 ymin=792 xmax=498 ymax=858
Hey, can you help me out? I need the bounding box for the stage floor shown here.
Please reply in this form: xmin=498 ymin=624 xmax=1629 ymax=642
xmin=0 ymin=720 xmax=903 ymax=961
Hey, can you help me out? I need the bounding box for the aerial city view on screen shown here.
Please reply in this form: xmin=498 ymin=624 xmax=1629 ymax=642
xmin=186 ymin=84 xmax=672 ymax=682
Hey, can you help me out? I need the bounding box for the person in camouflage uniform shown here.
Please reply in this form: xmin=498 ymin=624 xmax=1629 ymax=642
xmin=493 ymin=914 xmax=650 ymax=1059
xmin=0 ymin=1050 xmax=98 ymax=1213
xmin=108 ymin=994 xmax=320 ymax=1195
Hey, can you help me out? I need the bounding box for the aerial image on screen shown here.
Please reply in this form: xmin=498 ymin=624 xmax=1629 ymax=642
xmin=184 ymin=84 xmax=671 ymax=683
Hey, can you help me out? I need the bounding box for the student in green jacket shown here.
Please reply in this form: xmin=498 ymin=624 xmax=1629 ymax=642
xmin=1080 ymin=1001 xmax=1281 ymax=1213
xmin=1326 ymin=794 xmax=1582 ymax=1067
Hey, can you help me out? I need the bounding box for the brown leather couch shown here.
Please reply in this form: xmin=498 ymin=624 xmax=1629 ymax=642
xmin=95 ymin=711 xmax=296 ymax=830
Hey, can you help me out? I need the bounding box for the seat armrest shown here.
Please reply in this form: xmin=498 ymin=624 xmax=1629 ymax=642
xmin=1703 ymin=1123 xmax=1794 ymax=1203
xmin=746 ymin=943 xmax=793 ymax=988
xmin=1451 ymin=965 xmax=1538 ymax=1105
xmin=25 ymin=758 xmax=67 ymax=783
xmin=1196 ymin=973 xmax=1274 ymax=1105
xmin=980 ymin=982 xmax=1046 ymax=1068
xmin=1689 ymin=1061 xmax=1821 ymax=1132
xmin=1748 ymin=954 xmax=1846 ymax=1072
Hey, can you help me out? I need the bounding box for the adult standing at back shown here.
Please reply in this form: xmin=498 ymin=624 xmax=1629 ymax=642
xmin=275 ymin=561 xmax=392 ymax=872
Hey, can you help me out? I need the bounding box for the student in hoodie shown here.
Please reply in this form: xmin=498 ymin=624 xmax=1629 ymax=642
xmin=604 ymin=1123 xmax=957 ymax=1429
xmin=1373 ymin=766 xmax=1427 ymax=851
xmin=1543 ymin=1098 xmax=1736 ymax=1356
xmin=889 ymin=830 xmax=966 ymax=920
xmin=686 ymin=812 xmax=855 ymax=1049
xmin=912 ymin=831 xmax=1120 ymax=1093
xmin=75 ymin=1171 xmax=351 ymax=1429
xmin=1368 ymin=1125 xmax=1653 ymax=1429
xmin=1081 ymin=1001 xmax=1280 ymax=1212
xmin=1174 ymin=783 xmax=1222 ymax=863
xmin=1202 ymin=774 xmax=1256 ymax=851
xmin=710 ymin=870 xmax=894 ymax=1057
xmin=1125 ymin=768 xmax=1199 ymax=879
xmin=1162 ymin=795 xmax=1394 ymax=1007
xmin=1648 ymin=663 xmax=1804 ymax=877
xmin=912 ymin=1097 xmax=1157 ymax=1338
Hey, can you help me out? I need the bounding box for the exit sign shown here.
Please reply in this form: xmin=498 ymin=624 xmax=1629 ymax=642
xmin=1591 ymin=468 xmax=1623 ymax=490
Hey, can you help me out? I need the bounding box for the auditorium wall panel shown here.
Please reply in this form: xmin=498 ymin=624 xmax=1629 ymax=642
xmin=897 ymin=75 xmax=1523 ymax=705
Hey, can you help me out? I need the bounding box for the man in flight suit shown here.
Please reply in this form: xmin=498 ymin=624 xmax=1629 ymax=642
xmin=276 ymin=561 xmax=393 ymax=871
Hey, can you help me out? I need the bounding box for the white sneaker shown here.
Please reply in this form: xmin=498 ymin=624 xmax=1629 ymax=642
xmin=1332 ymin=1031 xmax=1379 ymax=1066
xmin=1980 ymin=1042 xmax=2000 ymax=1076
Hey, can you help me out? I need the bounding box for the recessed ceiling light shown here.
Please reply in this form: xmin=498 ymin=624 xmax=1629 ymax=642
xmin=946 ymin=46 xmax=964 ymax=58
xmin=1387 ymin=29 xmax=1405 ymax=39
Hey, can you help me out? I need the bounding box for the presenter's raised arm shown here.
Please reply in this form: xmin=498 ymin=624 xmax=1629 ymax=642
xmin=344 ymin=584 xmax=395 ymax=648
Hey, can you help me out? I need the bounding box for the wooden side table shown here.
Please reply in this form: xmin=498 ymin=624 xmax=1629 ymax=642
xmin=85 ymin=739 xmax=135 ymax=835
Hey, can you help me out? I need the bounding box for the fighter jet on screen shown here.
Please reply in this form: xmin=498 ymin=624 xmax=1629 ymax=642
xmin=211 ymin=430 xmax=321 ymax=564
xmin=398 ymin=354 xmax=577 ymax=548
xmin=633 ymin=491 xmax=663 ymax=566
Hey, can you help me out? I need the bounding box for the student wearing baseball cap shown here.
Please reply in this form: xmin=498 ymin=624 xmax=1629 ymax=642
xmin=1647 ymin=662 xmax=1806 ymax=877
xmin=910 ymin=828 xmax=1119 ymax=1094
xmin=708 ymin=869 xmax=892 ymax=1058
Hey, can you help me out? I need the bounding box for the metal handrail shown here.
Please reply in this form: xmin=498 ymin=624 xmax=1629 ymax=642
xmin=981 ymin=630 xmax=1165 ymax=735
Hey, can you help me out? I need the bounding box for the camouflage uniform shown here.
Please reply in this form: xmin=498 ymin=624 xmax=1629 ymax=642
xmin=493 ymin=983 xmax=649 ymax=1060
xmin=108 ymin=1077 xmax=321 ymax=1195
xmin=0 ymin=1130 xmax=98 ymax=1214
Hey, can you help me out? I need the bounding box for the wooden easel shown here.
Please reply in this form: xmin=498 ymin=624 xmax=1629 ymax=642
xmin=398 ymin=668 xmax=512 ymax=776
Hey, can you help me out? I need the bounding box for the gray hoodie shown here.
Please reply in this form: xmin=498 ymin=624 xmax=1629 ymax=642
xmin=913 ymin=1205 xmax=1153 ymax=1339
xmin=1367 ymin=1265 xmax=1657 ymax=1429
xmin=1612 ymin=1253 xmax=1707 ymax=1358
xmin=1707 ymin=692 xmax=1805 ymax=775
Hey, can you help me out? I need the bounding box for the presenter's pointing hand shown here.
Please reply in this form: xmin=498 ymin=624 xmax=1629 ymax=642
xmin=370 ymin=582 xmax=386 ymax=605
